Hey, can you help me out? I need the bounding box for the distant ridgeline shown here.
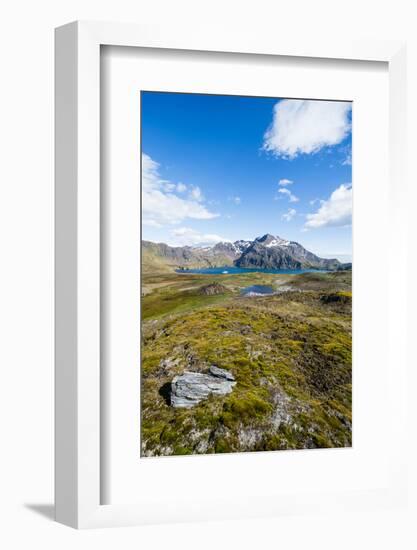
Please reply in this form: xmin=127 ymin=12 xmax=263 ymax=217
xmin=142 ymin=233 xmax=352 ymax=273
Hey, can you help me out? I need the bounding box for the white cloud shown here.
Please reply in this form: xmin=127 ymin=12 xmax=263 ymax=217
xmin=162 ymin=182 xmax=176 ymax=192
xmin=279 ymin=178 xmax=293 ymax=186
xmin=281 ymin=208 xmax=297 ymax=222
xmin=176 ymin=182 xmax=187 ymax=193
xmin=263 ymin=99 xmax=351 ymax=159
xmin=142 ymin=153 xmax=218 ymax=226
xmin=233 ymin=196 xmax=241 ymax=205
xmin=170 ymin=227 xmax=230 ymax=247
xmin=189 ymin=185 xmax=203 ymax=202
xmin=278 ymin=188 xmax=299 ymax=203
xmin=339 ymin=145 xmax=352 ymax=166
xmin=143 ymin=219 xmax=163 ymax=228
xmin=305 ymin=184 xmax=352 ymax=229
xmin=342 ymin=153 xmax=352 ymax=166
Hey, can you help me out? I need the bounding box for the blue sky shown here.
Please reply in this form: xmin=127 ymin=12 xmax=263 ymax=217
xmin=141 ymin=91 xmax=352 ymax=261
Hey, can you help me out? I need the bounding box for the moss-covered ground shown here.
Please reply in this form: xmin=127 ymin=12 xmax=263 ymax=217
xmin=141 ymin=270 xmax=352 ymax=456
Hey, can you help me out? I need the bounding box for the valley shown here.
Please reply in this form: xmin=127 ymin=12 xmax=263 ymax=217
xmin=141 ymin=263 xmax=352 ymax=456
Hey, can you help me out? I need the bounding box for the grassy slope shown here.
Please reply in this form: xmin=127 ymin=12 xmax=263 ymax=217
xmin=141 ymin=246 xmax=235 ymax=274
xmin=141 ymin=249 xmax=175 ymax=274
xmin=141 ymin=270 xmax=352 ymax=456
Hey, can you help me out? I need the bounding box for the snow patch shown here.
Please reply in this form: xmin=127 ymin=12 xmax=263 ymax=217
xmin=265 ymin=238 xmax=290 ymax=248
xmin=233 ymin=240 xmax=252 ymax=254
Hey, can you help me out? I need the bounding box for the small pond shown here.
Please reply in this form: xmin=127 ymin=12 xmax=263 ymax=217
xmin=241 ymin=285 xmax=275 ymax=296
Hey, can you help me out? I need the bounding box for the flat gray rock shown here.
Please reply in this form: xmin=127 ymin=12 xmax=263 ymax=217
xmin=171 ymin=370 xmax=236 ymax=408
xmin=209 ymin=365 xmax=235 ymax=381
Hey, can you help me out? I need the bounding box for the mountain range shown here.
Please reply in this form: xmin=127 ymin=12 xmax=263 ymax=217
xmin=142 ymin=233 xmax=351 ymax=272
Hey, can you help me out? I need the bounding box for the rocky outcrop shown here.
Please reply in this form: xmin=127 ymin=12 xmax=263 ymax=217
xmin=170 ymin=367 xmax=236 ymax=408
xmin=209 ymin=365 xmax=235 ymax=381
xmin=320 ymin=292 xmax=351 ymax=304
xmin=198 ymin=283 xmax=228 ymax=296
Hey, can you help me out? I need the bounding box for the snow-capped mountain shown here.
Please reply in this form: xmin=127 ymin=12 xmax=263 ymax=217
xmin=235 ymin=234 xmax=340 ymax=270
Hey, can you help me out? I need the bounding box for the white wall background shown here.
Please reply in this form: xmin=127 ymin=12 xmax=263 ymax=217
xmin=0 ymin=1 xmax=415 ymax=548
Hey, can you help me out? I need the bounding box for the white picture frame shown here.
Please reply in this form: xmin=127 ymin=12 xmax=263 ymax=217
xmin=55 ymin=20 xmax=407 ymax=529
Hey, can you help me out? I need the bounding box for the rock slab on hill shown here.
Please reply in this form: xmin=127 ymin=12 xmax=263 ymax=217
xmin=209 ymin=365 xmax=235 ymax=381
xmin=171 ymin=368 xmax=236 ymax=408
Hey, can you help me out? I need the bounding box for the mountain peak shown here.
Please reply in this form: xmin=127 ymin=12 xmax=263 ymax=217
xmin=255 ymin=234 xmax=290 ymax=247
xmin=255 ymin=233 xmax=277 ymax=244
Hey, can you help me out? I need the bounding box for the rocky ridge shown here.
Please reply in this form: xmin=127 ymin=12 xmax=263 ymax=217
xmin=142 ymin=233 xmax=342 ymax=271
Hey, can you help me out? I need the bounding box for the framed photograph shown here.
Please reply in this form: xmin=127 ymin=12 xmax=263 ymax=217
xmin=55 ymin=21 xmax=407 ymax=528
xmin=139 ymin=90 xmax=353 ymax=457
